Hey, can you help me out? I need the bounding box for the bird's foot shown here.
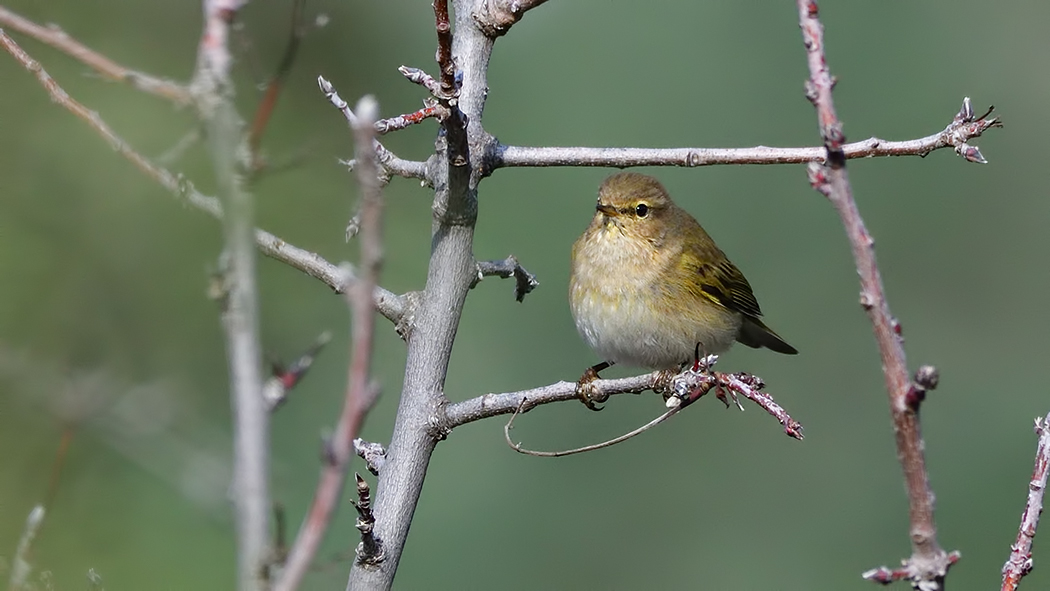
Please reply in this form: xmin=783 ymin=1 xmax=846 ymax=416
xmin=575 ymin=361 xmax=611 ymax=411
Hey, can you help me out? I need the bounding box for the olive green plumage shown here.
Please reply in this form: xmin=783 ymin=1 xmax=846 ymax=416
xmin=570 ymin=172 xmax=796 ymax=372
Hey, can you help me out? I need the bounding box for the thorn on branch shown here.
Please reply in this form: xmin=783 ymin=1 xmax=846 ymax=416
xmin=473 ymin=256 xmax=540 ymax=302
xmin=351 ymin=473 xmax=384 ymax=566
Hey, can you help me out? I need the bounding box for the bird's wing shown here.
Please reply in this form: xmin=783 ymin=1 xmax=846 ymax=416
xmin=694 ymin=259 xmax=763 ymax=319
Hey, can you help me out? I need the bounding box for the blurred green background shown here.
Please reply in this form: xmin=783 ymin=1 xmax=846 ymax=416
xmin=0 ymin=1 xmax=1046 ymax=589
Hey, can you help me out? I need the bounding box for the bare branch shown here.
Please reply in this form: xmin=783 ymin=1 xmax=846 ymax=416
xmin=346 ymin=2 xmax=490 ymax=588
xmin=495 ymin=107 xmax=1000 ymax=169
xmin=1001 ymin=416 xmax=1050 ymax=591
xmin=443 ymin=372 xmax=666 ymax=428
xmin=0 ymin=30 xmax=407 ymax=327
xmin=375 ymin=103 xmax=450 ymax=135
xmin=795 ymin=1 xmax=956 ymax=587
xmin=275 ymin=96 xmax=385 ymax=591
xmin=0 ymin=5 xmax=192 ymax=107
xmin=192 ymin=1 xmax=272 ymax=588
xmin=473 ymin=256 xmax=539 ymax=302
xmin=317 ymin=76 xmax=430 ymax=182
xmin=472 ymin=0 xmax=550 ymax=37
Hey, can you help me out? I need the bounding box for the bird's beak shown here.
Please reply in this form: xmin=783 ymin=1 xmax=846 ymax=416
xmin=595 ymin=203 xmax=617 ymax=217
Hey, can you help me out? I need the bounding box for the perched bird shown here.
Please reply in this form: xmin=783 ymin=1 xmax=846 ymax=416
xmin=569 ymin=172 xmax=796 ymax=410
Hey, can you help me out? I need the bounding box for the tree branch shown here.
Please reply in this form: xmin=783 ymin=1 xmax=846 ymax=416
xmin=0 ymin=29 xmax=407 ymax=326
xmin=346 ymin=1 xmax=494 ymax=588
xmin=318 ymin=76 xmax=431 ymax=183
xmin=443 ymin=372 xmax=665 ymax=428
xmin=1001 ymin=416 xmax=1050 ymax=591
xmin=495 ymin=108 xmax=1000 ymax=169
xmin=794 ymin=1 xmax=956 ymax=588
xmin=0 ymin=5 xmax=192 ymax=107
xmin=473 ymin=256 xmax=539 ymax=302
xmin=274 ymin=96 xmax=385 ymax=591
xmin=192 ymin=2 xmax=271 ymax=589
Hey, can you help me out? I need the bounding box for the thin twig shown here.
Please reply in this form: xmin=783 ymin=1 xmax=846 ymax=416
xmin=274 ymin=96 xmax=385 ymax=591
xmin=8 ymin=505 xmax=45 ymax=591
xmin=398 ymin=65 xmax=442 ymax=96
xmin=1001 ymin=416 xmax=1050 ymax=591
xmin=495 ymin=107 xmax=1000 ymax=169
xmin=0 ymin=5 xmax=192 ymax=107
xmin=0 ymin=30 xmax=407 ymax=324
xmin=317 ymin=76 xmax=430 ymax=182
xmin=247 ymin=0 xmax=308 ymax=169
xmin=505 ymin=399 xmax=681 ymax=457
xmin=472 ymin=0 xmax=550 ymax=37
xmin=432 ymin=0 xmax=456 ymax=98
xmin=795 ymin=1 xmax=955 ymax=587
xmin=375 ymin=103 xmax=450 ymax=135
xmin=473 ymin=256 xmax=539 ymax=302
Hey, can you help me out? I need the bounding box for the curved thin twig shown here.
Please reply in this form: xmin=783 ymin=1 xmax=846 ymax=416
xmin=503 ymin=399 xmax=681 ymax=457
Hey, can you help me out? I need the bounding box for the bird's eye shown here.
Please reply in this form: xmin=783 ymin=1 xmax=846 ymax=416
xmin=635 ymin=203 xmax=649 ymax=218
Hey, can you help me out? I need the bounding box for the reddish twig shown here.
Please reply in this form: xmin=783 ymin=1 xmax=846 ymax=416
xmin=273 ymin=96 xmax=384 ymax=591
xmin=795 ymin=1 xmax=956 ymax=587
xmin=432 ymin=0 xmax=456 ymax=98
xmin=247 ymin=0 xmax=308 ymax=169
xmin=0 ymin=5 xmax=192 ymax=107
xmin=668 ymin=359 xmax=804 ymax=441
xmin=472 ymin=0 xmax=550 ymax=37
xmin=375 ymin=103 xmax=450 ymax=135
xmin=264 ymin=331 xmax=332 ymax=411
xmin=43 ymin=425 xmax=76 ymax=510
xmin=1001 ymin=416 xmax=1050 ymax=591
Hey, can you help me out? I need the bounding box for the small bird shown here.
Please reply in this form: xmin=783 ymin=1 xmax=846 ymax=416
xmin=569 ymin=172 xmax=796 ymax=410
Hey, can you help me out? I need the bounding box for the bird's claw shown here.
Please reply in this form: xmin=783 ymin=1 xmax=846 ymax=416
xmin=575 ymin=366 xmax=605 ymax=411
